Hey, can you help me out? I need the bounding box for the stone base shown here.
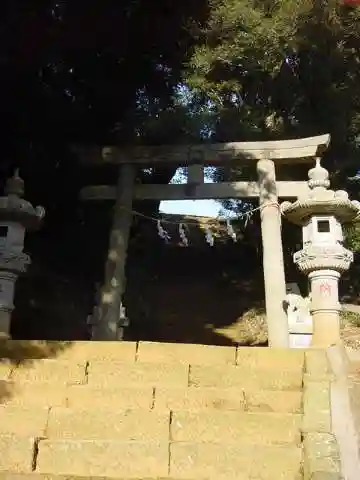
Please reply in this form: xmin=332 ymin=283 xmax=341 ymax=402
xmin=0 ymin=309 xmax=11 ymax=338
xmin=289 ymin=333 xmax=312 ymax=348
xmin=312 ymin=310 xmax=341 ymax=347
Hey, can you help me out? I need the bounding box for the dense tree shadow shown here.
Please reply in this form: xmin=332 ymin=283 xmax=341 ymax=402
xmin=10 ymin=268 xmax=92 ymax=341
xmin=124 ymin=216 xmax=268 ymax=346
xmin=10 ymin=217 xmax=269 ymax=347
xmin=0 ymin=340 xmax=73 ymax=404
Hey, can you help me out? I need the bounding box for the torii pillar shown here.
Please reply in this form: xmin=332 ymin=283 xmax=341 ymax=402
xmin=257 ymin=157 xmax=289 ymax=347
xmin=93 ymin=163 xmax=136 ymax=340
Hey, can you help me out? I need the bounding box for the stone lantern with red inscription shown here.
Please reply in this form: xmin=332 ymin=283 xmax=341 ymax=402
xmin=281 ymin=158 xmax=360 ymax=347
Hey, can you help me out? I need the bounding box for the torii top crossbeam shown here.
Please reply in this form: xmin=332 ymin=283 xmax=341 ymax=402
xmin=74 ymin=134 xmax=330 ymax=166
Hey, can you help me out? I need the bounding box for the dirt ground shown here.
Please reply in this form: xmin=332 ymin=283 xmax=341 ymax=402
xmin=341 ymin=308 xmax=360 ymax=351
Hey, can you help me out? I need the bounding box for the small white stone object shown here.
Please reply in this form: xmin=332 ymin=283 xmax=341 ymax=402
xmin=204 ymin=226 xmax=214 ymax=247
xmin=179 ymin=223 xmax=189 ymax=246
xmin=244 ymin=211 xmax=252 ymax=228
xmin=226 ymin=219 xmax=237 ymax=242
xmin=157 ymin=220 xmax=170 ymax=243
xmin=285 ymin=292 xmax=312 ymax=329
xmin=119 ymin=302 xmax=129 ymax=327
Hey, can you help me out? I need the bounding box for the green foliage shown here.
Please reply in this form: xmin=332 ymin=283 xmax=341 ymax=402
xmin=185 ymin=0 xmax=360 ymax=159
xmin=340 ymin=310 xmax=360 ymax=328
xmin=345 ymin=224 xmax=360 ymax=252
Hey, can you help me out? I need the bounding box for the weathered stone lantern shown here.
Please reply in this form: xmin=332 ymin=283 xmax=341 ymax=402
xmin=281 ymin=158 xmax=360 ymax=347
xmin=0 ymin=170 xmax=45 ymax=338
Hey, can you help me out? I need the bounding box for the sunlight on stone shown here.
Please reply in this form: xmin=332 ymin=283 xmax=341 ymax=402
xmin=111 ymin=277 xmax=120 ymax=288
xmin=108 ymin=250 xmax=119 ymax=261
xmin=102 ymin=292 xmax=115 ymax=304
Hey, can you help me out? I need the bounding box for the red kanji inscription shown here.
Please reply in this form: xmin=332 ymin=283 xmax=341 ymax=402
xmin=319 ymin=282 xmax=331 ymax=297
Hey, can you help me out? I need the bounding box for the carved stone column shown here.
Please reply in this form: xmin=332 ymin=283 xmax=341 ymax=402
xmin=310 ymin=269 xmax=342 ymax=347
xmin=257 ymin=158 xmax=289 ymax=347
xmin=95 ymin=163 xmax=136 ymax=340
xmin=294 ymin=246 xmax=353 ymax=347
xmin=0 ymin=263 xmax=29 ymax=338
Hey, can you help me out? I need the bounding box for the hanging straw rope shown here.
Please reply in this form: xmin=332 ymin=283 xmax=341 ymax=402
xmin=113 ymin=202 xmax=281 ymax=246
xmin=117 ymin=201 xmax=280 ymax=230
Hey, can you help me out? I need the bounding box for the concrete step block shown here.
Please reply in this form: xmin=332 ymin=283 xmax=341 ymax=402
xmin=35 ymin=440 xmax=169 ymax=478
xmin=55 ymin=341 xmax=137 ymax=363
xmin=0 ymin=435 xmax=36 ymax=473
xmin=45 ymin=408 xmax=170 ymax=442
xmin=86 ymin=361 xmax=189 ymax=388
xmin=0 ymin=361 xmax=13 ymax=380
xmin=245 ymin=389 xmax=303 ymax=413
xmin=66 ymin=385 xmax=154 ymax=410
xmin=2 ymin=384 xmax=154 ymax=410
xmin=170 ymin=411 xmax=301 ymax=445
xmin=236 ymin=348 xmax=304 ymax=372
xmin=155 ymin=386 xmax=246 ymax=412
xmin=0 ymin=406 xmax=49 ymax=437
xmin=0 ymin=384 xmax=68 ymax=408
xmin=137 ymin=342 xmax=236 ymax=365
xmin=170 ymin=442 xmax=303 ymax=479
xmin=10 ymin=361 xmax=87 ymax=386
xmin=0 ymin=474 xmax=200 ymax=480
xmin=189 ymin=364 xmax=303 ymax=390
xmin=154 ymin=387 xmax=302 ymax=413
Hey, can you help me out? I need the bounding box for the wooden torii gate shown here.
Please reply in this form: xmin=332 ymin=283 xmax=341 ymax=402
xmin=76 ymin=134 xmax=330 ymax=347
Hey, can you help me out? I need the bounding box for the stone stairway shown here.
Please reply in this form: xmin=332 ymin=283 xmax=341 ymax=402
xmin=0 ymin=341 xmax=340 ymax=479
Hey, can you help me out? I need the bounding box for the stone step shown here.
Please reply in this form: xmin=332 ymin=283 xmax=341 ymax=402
xmin=169 ymin=411 xmax=301 ymax=445
xmin=154 ymin=387 xmax=302 ymax=413
xmin=1 ymin=384 xmax=155 ymax=410
xmin=6 ymin=360 xmax=87 ymax=385
xmin=0 ymin=475 xmax=239 ymax=480
xmin=0 ymin=475 xmax=215 ymax=480
xmin=86 ymin=362 xmax=303 ymax=390
xmin=35 ymin=440 xmax=302 ymax=479
xmin=0 ymin=340 xmax=305 ymax=369
xmin=0 ymin=405 xmax=301 ymax=445
xmin=0 ymin=435 xmax=302 ymax=479
xmin=0 ymin=342 xmax=307 ymax=480
xmin=136 ymin=342 xmax=304 ymax=370
xmin=1 ymin=383 xmax=303 ymax=413
xmin=3 ymin=360 xmax=303 ymax=390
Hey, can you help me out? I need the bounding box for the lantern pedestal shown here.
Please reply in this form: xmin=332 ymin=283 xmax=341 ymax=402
xmin=309 ymin=269 xmax=341 ymax=347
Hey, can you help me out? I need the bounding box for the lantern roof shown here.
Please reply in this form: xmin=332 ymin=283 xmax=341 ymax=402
xmin=281 ymin=158 xmax=360 ymax=225
xmin=0 ymin=170 xmax=45 ymax=230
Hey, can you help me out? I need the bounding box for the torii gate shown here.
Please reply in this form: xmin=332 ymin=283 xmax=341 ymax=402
xmin=75 ymin=134 xmax=330 ymax=347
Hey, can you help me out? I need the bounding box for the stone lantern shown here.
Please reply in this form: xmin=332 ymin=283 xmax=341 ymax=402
xmin=0 ymin=170 xmax=45 ymax=338
xmin=281 ymin=158 xmax=360 ymax=347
